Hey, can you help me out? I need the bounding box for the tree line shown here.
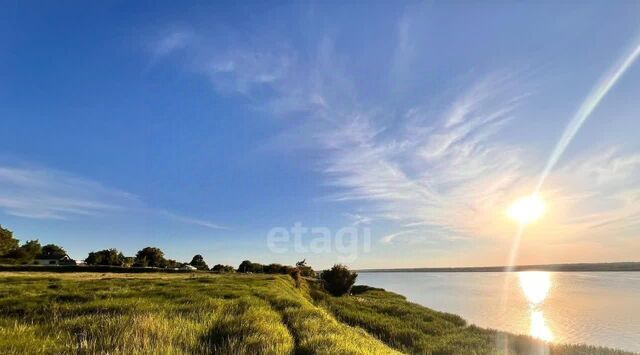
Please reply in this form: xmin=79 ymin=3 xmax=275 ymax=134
xmin=0 ymin=224 xmax=357 ymax=295
xmin=0 ymin=225 xmax=67 ymax=264
xmin=0 ymin=224 xmax=316 ymax=275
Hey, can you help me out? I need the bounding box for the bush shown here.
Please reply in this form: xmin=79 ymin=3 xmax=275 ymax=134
xmin=289 ymin=268 xmax=301 ymax=288
xmin=295 ymin=259 xmax=316 ymax=277
xmin=298 ymin=265 xmax=316 ymax=277
xmin=321 ymin=264 xmax=357 ymax=296
xmin=265 ymin=263 xmax=295 ymax=274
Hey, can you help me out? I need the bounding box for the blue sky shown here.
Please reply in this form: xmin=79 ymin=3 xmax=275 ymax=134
xmin=2 ymin=1 xmax=640 ymax=268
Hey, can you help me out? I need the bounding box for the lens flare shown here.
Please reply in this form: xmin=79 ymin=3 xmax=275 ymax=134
xmin=536 ymin=39 xmax=640 ymax=192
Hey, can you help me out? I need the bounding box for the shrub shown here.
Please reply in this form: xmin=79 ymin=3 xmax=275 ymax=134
xmin=321 ymin=264 xmax=357 ymax=296
xmin=298 ymin=265 xmax=316 ymax=277
xmin=289 ymin=268 xmax=301 ymax=287
xmin=264 ymin=263 xmax=284 ymax=274
xmin=295 ymin=259 xmax=316 ymax=277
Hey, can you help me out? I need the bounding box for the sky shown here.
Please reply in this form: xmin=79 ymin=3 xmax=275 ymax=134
xmin=1 ymin=1 xmax=640 ymax=269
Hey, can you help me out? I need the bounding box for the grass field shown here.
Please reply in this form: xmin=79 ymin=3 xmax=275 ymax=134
xmin=0 ymin=272 xmax=632 ymax=354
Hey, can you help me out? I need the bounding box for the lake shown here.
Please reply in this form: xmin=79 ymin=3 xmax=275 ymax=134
xmin=358 ymin=271 xmax=640 ymax=353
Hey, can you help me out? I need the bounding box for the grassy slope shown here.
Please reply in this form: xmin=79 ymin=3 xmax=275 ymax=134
xmin=0 ymin=272 xmax=396 ymax=355
xmin=0 ymin=272 xmax=633 ymax=355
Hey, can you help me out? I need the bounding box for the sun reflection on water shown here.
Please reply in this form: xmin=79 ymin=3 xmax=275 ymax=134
xmin=519 ymin=271 xmax=551 ymax=306
xmin=519 ymin=271 xmax=554 ymax=342
xmin=530 ymin=310 xmax=553 ymax=342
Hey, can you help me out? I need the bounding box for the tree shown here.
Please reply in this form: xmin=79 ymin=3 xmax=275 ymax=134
xmin=189 ymin=254 xmax=209 ymax=270
xmin=5 ymin=240 xmax=42 ymax=263
xmin=238 ymin=260 xmax=253 ymax=273
xmin=3 ymin=247 xmax=27 ymax=262
xmin=0 ymin=225 xmax=19 ymax=256
xmin=163 ymin=259 xmax=181 ymax=268
xmin=321 ymin=264 xmax=358 ymax=296
xmin=237 ymin=260 xmax=264 ymax=273
xmin=263 ymin=263 xmax=294 ymax=275
xmin=264 ymin=263 xmax=285 ymax=274
xmin=133 ymin=247 xmax=166 ymax=267
xmin=211 ymin=264 xmax=235 ymax=273
xmin=39 ymin=244 xmax=67 ymax=259
xmin=122 ymin=257 xmax=135 ymax=268
xmin=251 ymin=262 xmax=264 ymax=273
xmin=21 ymin=240 xmax=42 ymax=260
xmin=85 ymin=249 xmax=125 ymax=266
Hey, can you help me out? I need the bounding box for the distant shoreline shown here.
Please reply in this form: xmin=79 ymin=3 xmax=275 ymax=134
xmin=357 ymin=261 xmax=640 ymax=273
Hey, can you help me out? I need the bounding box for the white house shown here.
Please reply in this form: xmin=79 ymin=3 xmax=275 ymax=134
xmin=33 ymin=255 xmax=76 ymax=266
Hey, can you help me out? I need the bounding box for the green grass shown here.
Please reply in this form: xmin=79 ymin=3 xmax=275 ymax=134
xmin=0 ymin=272 xmax=396 ymax=355
xmin=0 ymin=272 xmax=633 ymax=355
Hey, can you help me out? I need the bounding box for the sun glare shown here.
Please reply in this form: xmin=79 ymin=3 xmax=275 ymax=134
xmin=507 ymin=194 xmax=545 ymax=225
xmin=519 ymin=271 xmax=551 ymax=306
xmin=519 ymin=272 xmax=554 ymax=342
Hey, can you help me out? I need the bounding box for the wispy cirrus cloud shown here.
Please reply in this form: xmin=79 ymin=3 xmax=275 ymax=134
xmin=381 ymin=230 xmax=415 ymax=244
xmin=343 ymin=213 xmax=373 ymax=226
xmin=0 ymin=165 xmax=138 ymax=219
xmin=151 ymin=25 xmax=640 ymax=251
xmin=0 ymin=163 xmax=226 ymax=230
xmin=150 ymin=29 xmax=193 ymax=58
xmin=157 ymin=210 xmax=229 ymax=231
xmin=545 ymin=148 xmax=640 ymax=234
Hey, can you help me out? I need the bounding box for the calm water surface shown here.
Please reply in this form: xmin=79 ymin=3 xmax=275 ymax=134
xmin=358 ymin=272 xmax=640 ymax=352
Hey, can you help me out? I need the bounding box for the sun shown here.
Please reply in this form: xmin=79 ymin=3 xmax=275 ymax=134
xmin=507 ymin=194 xmax=545 ymax=225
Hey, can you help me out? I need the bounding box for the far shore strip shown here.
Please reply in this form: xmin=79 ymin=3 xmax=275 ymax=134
xmin=357 ymin=261 xmax=640 ymax=273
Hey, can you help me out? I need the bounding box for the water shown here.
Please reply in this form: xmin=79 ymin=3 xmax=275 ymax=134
xmin=358 ymin=272 xmax=640 ymax=353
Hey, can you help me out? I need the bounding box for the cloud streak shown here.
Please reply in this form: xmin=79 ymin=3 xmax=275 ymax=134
xmin=0 ymin=165 xmax=137 ymax=219
xmin=0 ymin=163 xmax=226 ymax=230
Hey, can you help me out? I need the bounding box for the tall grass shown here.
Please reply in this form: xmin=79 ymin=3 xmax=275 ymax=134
xmin=0 ymin=273 xmax=395 ymax=354
xmin=0 ymin=272 xmax=633 ymax=354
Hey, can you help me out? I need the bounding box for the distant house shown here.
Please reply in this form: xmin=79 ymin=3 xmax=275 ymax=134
xmin=34 ymin=255 xmax=77 ymax=266
xmin=178 ymin=265 xmax=197 ymax=271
